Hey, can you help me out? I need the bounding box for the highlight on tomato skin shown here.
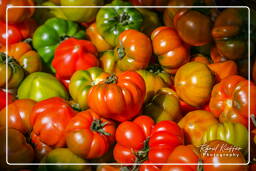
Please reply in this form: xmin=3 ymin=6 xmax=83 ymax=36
xmin=0 ymin=1 xmax=254 ymax=170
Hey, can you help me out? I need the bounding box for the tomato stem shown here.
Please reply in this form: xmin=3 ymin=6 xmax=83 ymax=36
xmin=90 ymin=119 xmax=111 ymax=136
xmin=117 ymin=41 xmax=126 ymax=59
xmin=105 ymin=74 xmax=118 ymax=84
xmin=197 ymin=158 xmax=204 ymax=171
xmin=251 ymin=114 xmax=256 ymax=127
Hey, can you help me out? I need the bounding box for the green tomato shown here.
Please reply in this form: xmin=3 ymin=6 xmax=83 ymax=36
xmin=32 ymin=17 xmax=85 ymax=72
xmin=96 ymin=0 xmax=143 ymax=46
xmin=38 ymin=148 xmax=91 ymax=171
xmin=60 ymin=0 xmax=104 ymax=22
xmin=201 ymin=122 xmax=248 ymax=153
xmin=69 ymin=67 xmax=109 ymax=110
xmin=17 ymin=72 xmax=68 ymax=102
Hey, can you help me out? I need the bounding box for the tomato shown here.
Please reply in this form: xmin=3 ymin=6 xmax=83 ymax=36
xmin=0 ymin=89 xmax=14 ymax=110
xmin=0 ymin=128 xmax=34 ymax=170
xmin=65 ymin=109 xmax=115 ymax=159
xmin=97 ymin=165 xmax=120 ymax=171
xmin=201 ymin=122 xmax=248 ymax=153
xmin=174 ymin=9 xmax=212 ymax=46
xmin=60 ymin=0 xmax=103 ymax=23
xmin=161 ymin=145 xmax=199 ymax=171
xmin=0 ymin=0 xmax=34 ymax=24
xmin=96 ymin=0 xmax=143 ymax=46
xmin=210 ymin=46 xmax=227 ymax=63
xmin=137 ymin=65 xmax=172 ymax=103
xmin=191 ymin=54 xmax=210 ymax=65
xmin=88 ymin=71 xmax=145 ymax=122
xmin=114 ymin=115 xmax=184 ymax=166
xmin=86 ymin=23 xmax=113 ymax=52
xmin=129 ymin=0 xmax=168 ymax=6
xmin=201 ymin=140 xmax=247 ymax=171
xmin=151 ymin=26 xmax=189 ymax=74
xmin=209 ymin=75 xmax=256 ymax=127
xmin=30 ymin=97 xmax=75 ymax=148
xmin=0 ymin=52 xmax=25 ymax=89
xmin=208 ymin=60 xmax=238 ymax=82
xmin=17 ymin=72 xmax=68 ymax=102
xmin=144 ymin=88 xmax=182 ymax=122
xmin=33 ymin=135 xmax=53 ymax=162
xmin=0 ymin=41 xmax=42 ymax=73
xmin=32 ymin=17 xmax=86 ymax=72
xmin=212 ymin=8 xmax=248 ymax=60
xmin=37 ymin=148 xmax=92 ymax=171
xmin=52 ymin=38 xmax=99 ymax=82
xmin=69 ymin=67 xmax=109 ymax=110
xmin=140 ymin=161 xmax=161 ymax=171
xmin=0 ymin=99 xmax=36 ymax=134
xmin=178 ymin=110 xmax=218 ymax=146
xmin=174 ymin=62 xmax=214 ymax=107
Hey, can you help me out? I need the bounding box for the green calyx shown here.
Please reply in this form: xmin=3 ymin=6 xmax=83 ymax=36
xmin=0 ymin=52 xmax=21 ymax=73
xmin=90 ymin=119 xmax=111 ymax=136
xmin=105 ymin=74 xmax=118 ymax=84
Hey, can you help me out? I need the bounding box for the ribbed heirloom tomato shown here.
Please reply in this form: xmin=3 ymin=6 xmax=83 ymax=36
xmin=30 ymin=97 xmax=75 ymax=148
xmin=65 ymin=109 xmax=115 ymax=159
xmin=151 ymin=26 xmax=189 ymax=74
xmin=88 ymin=71 xmax=145 ymax=122
xmin=114 ymin=115 xmax=184 ymax=169
xmin=209 ymin=75 xmax=256 ymax=127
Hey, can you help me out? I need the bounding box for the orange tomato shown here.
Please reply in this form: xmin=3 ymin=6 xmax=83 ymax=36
xmin=210 ymin=46 xmax=227 ymax=63
xmin=191 ymin=54 xmax=210 ymax=65
xmin=151 ymin=26 xmax=189 ymax=74
xmin=178 ymin=110 xmax=218 ymax=146
xmin=97 ymin=165 xmax=120 ymax=171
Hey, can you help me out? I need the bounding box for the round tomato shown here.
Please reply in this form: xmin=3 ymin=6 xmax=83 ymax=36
xmin=0 ymin=41 xmax=42 ymax=73
xmin=161 ymin=145 xmax=199 ymax=171
xmin=30 ymin=97 xmax=75 ymax=148
xmin=52 ymin=38 xmax=99 ymax=82
xmin=114 ymin=115 xmax=184 ymax=165
xmin=0 ymin=128 xmax=34 ymax=170
xmin=65 ymin=109 xmax=116 ymax=159
xmin=88 ymin=71 xmax=145 ymax=122
xmin=69 ymin=67 xmax=109 ymax=110
xmin=137 ymin=65 xmax=172 ymax=103
xmin=178 ymin=110 xmax=218 ymax=146
xmin=0 ymin=99 xmax=36 ymax=134
xmin=174 ymin=9 xmax=212 ymax=46
xmin=17 ymin=72 xmax=68 ymax=102
xmin=201 ymin=140 xmax=247 ymax=171
xmin=174 ymin=62 xmax=214 ymax=107
xmin=0 ymin=53 xmax=25 ymax=89
xmin=0 ymin=0 xmax=35 ymax=24
xmin=86 ymin=23 xmax=113 ymax=52
xmin=209 ymin=75 xmax=256 ymax=127
xmin=97 ymin=165 xmax=120 ymax=171
xmin=0 ymin=89 xmax=14 ymax=110
xmin=144 ymin=88 xmax=182 ymax=122
xmin=151 ymin=26 xmax=189 ymax=74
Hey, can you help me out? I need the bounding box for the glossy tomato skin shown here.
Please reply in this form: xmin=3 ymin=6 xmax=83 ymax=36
xmin=88 ymin=71 xmax=146 ymax=122
xmin=144 ymin=88 xmax=182 ymax=122
xmin=96 ymin=0 xmax=143 ymax=47
xmin=174 ymin=9 xmax=212 ymax=46
xmin=0 ymin=41 xmax=42 ymax=73
xmin=191 ymin=54 xmax=210 ymax=65
xmin=52 ymin=38 xmax=99 ymax=81
xmin=0 ymin=0 xmax=34 ymax=24
xmin=37 ymin=148 xmax=92 ymax=171
xmin=96 ymin=165 xmax=120 ymax=171
xmin=201 ymin=122 xmax=248 ymax=153
xmin=60 ymin=0 xmax=103 ymax=23
xmin=86 ymin=23 xmax=113 ymax=52
xmin=151 ymin=27 xmax=189 ymax=74
xmin=17 ymin=72 xmax=68 ymax=102
xmin=209 ymin=75 xmax=256 ymax=127
xmin=0 ymin=99 xmax=36 ymax=134
xmin=0 ymin=128 xmax=34 ymax=170
xmin=30 ymin=97 xmax=75 ymax=148
xmin=175 ymin=62 xmax=214 ymax=107
xmin=178 ymin=110 xmax=218 ymax=146
xmin=0 ymin=89 xmax=14 ymax=110
xmin=32 ymin=17 xmax=85 ymax=71
xmin=69 ymin=67 xmax=109 ymax=110
xmin=65 ymin=109 xmax=116 ymax=159
xmin=161 ymin=145 xmax=199 ymax=171
xmin=201 ymin=140 xmax=247 ymax=171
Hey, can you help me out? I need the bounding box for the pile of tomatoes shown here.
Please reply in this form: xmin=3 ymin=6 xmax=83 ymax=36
xmin=0 ymin=0 xmax=256 ymax=171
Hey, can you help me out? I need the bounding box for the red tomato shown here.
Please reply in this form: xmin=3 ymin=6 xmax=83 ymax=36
xmin=209 ymin=75 xmax=256 ymax=127
xmin=30 ymin=97 xmax=75 ymax=148
xmin=65 ymin=109 xmax=116 ymax=159
xmin=88 ymin=71 xmax=146 ymax=122
xmin=114 ymin=115 xmax=184 ymax=167
xmin=0 ymin=89 xmax=14 ymax=110
xmin=52 ymin=38 xmax=99 ymax=81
